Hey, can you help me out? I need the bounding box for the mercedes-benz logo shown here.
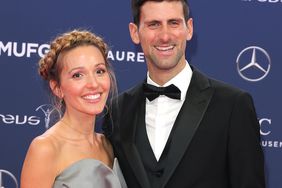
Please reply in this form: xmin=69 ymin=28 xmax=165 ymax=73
xmin=236 ymin=46 xmax=271 ymax=82
xmin=0 ymin=169 xmax=18 ymax=188
xmin=36 ymin=104 xmax=61 ymax=129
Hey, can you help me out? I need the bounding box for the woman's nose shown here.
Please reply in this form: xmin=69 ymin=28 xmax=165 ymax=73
xmin=86 ymin=75 xmax=98 ymax=88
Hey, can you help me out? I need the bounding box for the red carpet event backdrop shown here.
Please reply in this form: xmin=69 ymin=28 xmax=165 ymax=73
xmin=0 ymin=1 xmax=281 ymax=187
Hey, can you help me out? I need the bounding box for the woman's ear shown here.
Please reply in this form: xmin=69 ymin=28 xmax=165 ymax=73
xmin=49 ymin=80 xmax=63 ymax=99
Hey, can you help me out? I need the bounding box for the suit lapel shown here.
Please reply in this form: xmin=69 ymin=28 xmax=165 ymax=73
xmin=161 ymin=69 xmax=214 ymax=187
xmin=119 ymin=83 xmax=151 ymax=188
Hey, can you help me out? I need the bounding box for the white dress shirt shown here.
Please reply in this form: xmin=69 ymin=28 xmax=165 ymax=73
xmin=145 ymin=62 xmax=192 ymax=161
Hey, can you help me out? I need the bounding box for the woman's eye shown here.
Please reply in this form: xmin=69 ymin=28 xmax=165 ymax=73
xmin=72 ymin=73 xmax=82 ymax=78
xmin=96 ymin=69 xmax=106 ymax=75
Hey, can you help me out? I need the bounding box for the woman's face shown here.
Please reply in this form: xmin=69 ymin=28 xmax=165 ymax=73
xmin=53 ymin=45 xmax=110 ymax=117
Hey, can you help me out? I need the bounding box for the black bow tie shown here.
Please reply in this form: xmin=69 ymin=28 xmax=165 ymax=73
xmin=143 ymin=83 xmax=181 ymax=101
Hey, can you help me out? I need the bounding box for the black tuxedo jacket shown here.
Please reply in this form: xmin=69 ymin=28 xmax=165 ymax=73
xmin=103 ymin=67 xmax=265 ymax=188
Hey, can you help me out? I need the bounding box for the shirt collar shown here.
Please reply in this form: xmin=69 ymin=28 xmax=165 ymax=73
xmin=147 ymin=61 xmax=192 ymax=100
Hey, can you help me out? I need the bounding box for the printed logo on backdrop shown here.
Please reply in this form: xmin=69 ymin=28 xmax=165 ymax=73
xmin=242 ymin=0 xmax=282 ymax=3
xmin=236 ymin=46 xmax=271 ymax=82
xmin=0 ymin=41 xmax=49 ymax=58
xmin=36 ymin=104 xmax=61 ymax=130
xmin=0 ymin=112 xmax=40 ymax=125
xmin=259 ymin=118 xmax=282 ymax=148
xmin=0 ymin=104 xmax=60 ymax=130
xmin=0 ymin=41 xmax=144 ymax=63
xmin=0 ymin=169 xmax=18 ymax=188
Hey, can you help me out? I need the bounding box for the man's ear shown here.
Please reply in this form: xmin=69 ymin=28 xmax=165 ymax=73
xmin=186 ymin=18 xmax=194 ymax=41
xmin=129 ymin=22 xmax=140 ymax=44
xmin=49 ymin=80 xmax=63 ymax=99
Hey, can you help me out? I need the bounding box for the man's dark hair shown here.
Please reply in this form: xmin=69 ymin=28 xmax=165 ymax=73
xmin=131 ymin=0 xmax=190 ymax=26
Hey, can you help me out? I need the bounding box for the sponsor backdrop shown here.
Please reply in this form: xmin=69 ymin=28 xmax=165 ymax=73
xmin=0 ymin=0 xmax=281 ymax=187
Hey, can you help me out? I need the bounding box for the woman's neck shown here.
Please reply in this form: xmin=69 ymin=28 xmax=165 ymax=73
xmin=60 ymin=111 xmax=96 ymax=140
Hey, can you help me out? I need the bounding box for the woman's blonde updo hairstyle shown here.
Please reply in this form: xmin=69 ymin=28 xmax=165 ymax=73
xmin=38 ymin=29 xmax=117 ymax=114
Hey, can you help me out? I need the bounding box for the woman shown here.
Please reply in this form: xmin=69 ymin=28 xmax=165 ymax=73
xmin=21 ymin=30 xmax=127 ymax=188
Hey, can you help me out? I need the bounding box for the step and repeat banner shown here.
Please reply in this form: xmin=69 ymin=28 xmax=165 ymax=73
xmin=0 ymin=0 xmax=281 ymax=187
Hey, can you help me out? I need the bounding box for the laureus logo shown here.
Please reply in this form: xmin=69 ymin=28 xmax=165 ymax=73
xmin=36 ymin=104 xmax=61 ymax=130
xmin=242 ymin=0 xmax=282 ymax=3
xmin=0 ymin=169 xmax=18 ymax=188
xmin=236 ymin=46 xmax=271 ymax=82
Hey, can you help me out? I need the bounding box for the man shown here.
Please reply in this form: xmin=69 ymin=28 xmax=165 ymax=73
xmin=103 ymin=0 xmax=265 ymax=188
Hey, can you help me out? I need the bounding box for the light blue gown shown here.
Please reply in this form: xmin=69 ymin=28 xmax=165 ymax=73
xmin=53 ymin=158 xmax=127 ymax=188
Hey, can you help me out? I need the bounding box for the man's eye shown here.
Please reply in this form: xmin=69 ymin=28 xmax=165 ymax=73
xmin=170 ymin=21 xmax=180 ymax=27
xmin=148 ymin=22 xmax=160 ymax=29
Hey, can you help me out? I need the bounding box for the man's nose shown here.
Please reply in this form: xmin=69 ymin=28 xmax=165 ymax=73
xmin=158 ymin=25 xmax=173 ymax=42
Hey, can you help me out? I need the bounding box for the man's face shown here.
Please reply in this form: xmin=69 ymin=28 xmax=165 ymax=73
xmin=129 ymin=1 xmax=193 ymax=76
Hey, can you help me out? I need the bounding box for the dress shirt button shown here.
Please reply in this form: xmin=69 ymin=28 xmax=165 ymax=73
xmin=152 ymin=169 xmax=164 ymax=177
